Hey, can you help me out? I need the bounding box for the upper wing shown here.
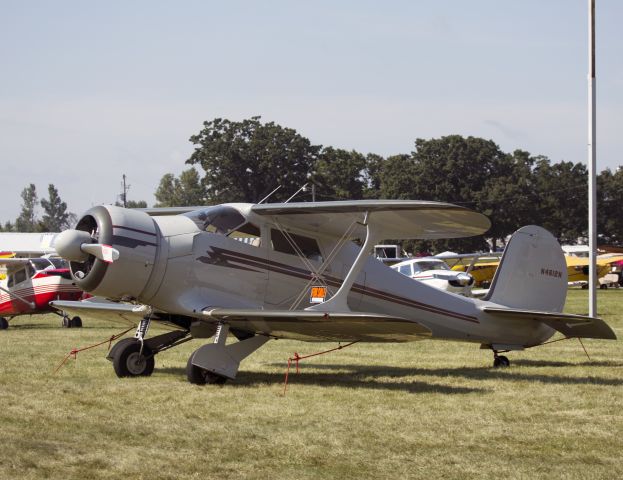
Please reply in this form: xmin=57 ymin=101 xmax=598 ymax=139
xmin=252 ymin=200 xmax=490 ymax=240
xmin=482 ymin=306 xmax=616 ymax=340
xmin=201 ymin=308 xmax=431 ymax=342
xmin=0 ymin=232 xmax=58 ymax=256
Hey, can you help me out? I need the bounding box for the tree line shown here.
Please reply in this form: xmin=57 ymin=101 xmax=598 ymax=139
xmin=4 ymin=116 xmax=622 ymax=253
xmin=0 ymin=184 xmax=75 ymax=233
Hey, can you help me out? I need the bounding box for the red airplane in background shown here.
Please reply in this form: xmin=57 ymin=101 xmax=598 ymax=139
xmin=0 ymin=256 xmax=84 ymax=329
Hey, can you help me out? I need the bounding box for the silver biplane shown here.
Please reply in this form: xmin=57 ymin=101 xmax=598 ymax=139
xmin=51 ymin=200 xmax=616 ymax=384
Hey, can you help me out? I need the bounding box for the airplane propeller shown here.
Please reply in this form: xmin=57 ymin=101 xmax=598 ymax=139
xmin=55 ymin=230 xmax=120 ymax=264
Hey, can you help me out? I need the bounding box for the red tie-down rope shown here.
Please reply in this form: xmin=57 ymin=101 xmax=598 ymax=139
xmin=53 ymin=326 xmax=135 ymax=374
xmin=282 ymin=341 xmax=359 ymax=395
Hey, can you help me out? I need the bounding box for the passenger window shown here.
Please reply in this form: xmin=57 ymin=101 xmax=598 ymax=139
xmin=14 ymin=269 xmax=27 ymax=285
xmin=229 ymin=223 xmax=261 ymax=247
xmin=271 ymin=229 xmax=322 ymax=262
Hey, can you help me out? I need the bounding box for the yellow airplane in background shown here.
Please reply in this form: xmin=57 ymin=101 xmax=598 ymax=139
xmin=445 ymin=251 xmax=623 ymax=288
xmin=0 ymin=251 xmax=16 ymax=281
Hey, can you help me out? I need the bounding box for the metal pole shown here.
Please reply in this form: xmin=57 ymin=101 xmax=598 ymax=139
xmin=588 ymin=0 xmax=597 ymax=316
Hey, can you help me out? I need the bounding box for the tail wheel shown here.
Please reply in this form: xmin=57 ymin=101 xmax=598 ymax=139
xmin=493 ymin=355 xmax=510 ymax=368
xmin=0 ymin=317 xmax=8 ymax=330
xmin=112 ymin=339 xmax=155 ymax=377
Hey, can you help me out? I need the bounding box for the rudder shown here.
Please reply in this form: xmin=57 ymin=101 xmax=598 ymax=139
xmin=485 ymin=225 xmax=567 ymax=312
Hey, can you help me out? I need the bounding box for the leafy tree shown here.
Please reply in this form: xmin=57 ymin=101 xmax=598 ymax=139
xmin=40 ymin=184 xmax=73 ymax=231
xmin=126 ymin=200 xmax=148 ymax=208
xmin=378 ymin=136 xmax=506 ymax=252
xmin=362 ymin=153 xmax=384 ymax=198
xmin=597 ymin=168 xmax=623 ymax=245
xmin=311 ymin=147 xmax=367 ymax=200
xmin=15 ymin=184 xmax=38 ymax=232
xmin=155 ymin=168 xmax=205 ymax=207
xmin=533 ymin=159 xmax=588 ymax=243
xmin=0 ymin=221 xmax=15 ymax=232
xmin=186 ymin=117 xmax=321 ymax=203
xmin=477 ymin=150 xmax=538 ymax=249
xmin=114 ymin=200 xmax=148 ymax=208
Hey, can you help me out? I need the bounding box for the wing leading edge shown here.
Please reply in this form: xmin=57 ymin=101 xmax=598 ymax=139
xmin=252 ymin=200 xmax=490 ymax=240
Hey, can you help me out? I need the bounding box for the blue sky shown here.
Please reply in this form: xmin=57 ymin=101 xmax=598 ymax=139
xmin=1 ymin=1 xmax=621 ymax=222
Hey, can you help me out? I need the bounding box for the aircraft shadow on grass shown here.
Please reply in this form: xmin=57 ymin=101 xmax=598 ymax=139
xmin=155 ymin=367 xmax=486 ymax=395
xmin=290 ymin=363 xmax=623 ymax=387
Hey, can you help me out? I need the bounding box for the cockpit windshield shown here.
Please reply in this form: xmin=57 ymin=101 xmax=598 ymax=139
xmin=49 ymin=258 xmax=68 ymax=269
xmin=184 ymin=206 xmax=246 ymax=235
xmin=30 ymin=258 xmax=54 ymax=271
xmin=412 ymin=261 xmax=450 ymax=273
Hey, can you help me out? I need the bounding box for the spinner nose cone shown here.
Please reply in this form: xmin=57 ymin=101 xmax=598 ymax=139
xmin=455 ymin=272 xmax=474 ymax=286
xmin=54 ymin=229 xmax=92 ymax=262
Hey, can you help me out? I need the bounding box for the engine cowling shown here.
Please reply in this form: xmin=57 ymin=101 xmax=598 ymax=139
xmin=56 ymin=205 xmax=160 ymax=301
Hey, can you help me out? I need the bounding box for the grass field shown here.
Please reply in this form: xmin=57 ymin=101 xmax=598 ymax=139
xmin=1 ymin=289 xmax=621 ymax=480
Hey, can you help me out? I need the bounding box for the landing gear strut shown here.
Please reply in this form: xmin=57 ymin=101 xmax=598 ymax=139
xmin=187 ymin=322 xmax=269 ymax=385
xmin=60 ymin=312 xmax=82 ymax=328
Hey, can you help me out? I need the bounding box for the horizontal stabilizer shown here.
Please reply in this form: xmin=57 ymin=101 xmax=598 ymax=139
xmin=482 ymin=306 xmax=617 ymax=340
xmin=202 ymin=308 xmax=431 ymax=342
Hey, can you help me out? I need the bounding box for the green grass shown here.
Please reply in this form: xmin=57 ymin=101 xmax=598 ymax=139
xmin=1 ymin=289 xmax=622 ymax=479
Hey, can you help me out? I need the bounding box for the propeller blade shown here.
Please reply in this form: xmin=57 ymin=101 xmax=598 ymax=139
xmin=81 ymin=244 xmax=120 ymax=263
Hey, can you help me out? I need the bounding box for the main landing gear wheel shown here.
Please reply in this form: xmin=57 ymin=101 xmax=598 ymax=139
xmin=0 ymin=317 xmax=8 ymax=330
xmin=62 ymin=316 xmax=70 ymax=328
xmin=112 ymin=339 xmax=155 ymax=377
xmin=186 ymin=354 xmax=227 ymax=385
xmin=70 ymin=316 xmax=82 ymax=328
xmin=493 ymin=355 xmax=510 ymax=368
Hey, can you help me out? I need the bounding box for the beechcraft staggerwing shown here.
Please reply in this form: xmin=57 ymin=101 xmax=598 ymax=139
xmin=50 ymin=200 xmax=616 ymax=384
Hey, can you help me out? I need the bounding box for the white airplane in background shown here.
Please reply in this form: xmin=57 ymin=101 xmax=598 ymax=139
xmin=49 ymin=200 xmax=615 ymax=384
xmin=391 ymin=257 xmax=474 ymax=295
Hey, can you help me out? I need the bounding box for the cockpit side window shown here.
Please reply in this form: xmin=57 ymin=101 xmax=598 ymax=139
xmin=398 ymin=264 xmax=412 ymax=276
xmin=271 ymin=229 xmax=322 ymax=261
xmin=14 ymin=269 xmax=27 ymax=285
xmin=229 ymin=223 xmax=261 ymax=247
xmin=185 ymin=206 xmax=246 ymax=235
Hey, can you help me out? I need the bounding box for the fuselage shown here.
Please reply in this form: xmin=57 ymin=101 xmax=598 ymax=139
xmin=0 ymin=258 xmax=83 ymax=317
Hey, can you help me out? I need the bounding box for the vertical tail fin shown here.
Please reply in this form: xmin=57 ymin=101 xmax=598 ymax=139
xmin=485 ymin=226 xmax=567 ymax=312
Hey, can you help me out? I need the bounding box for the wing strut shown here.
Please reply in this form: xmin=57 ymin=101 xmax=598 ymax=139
xmin=309 ymin=212 xmax=379 ymax=313
xmin=272 ymin=218 xmax=360 ymax=310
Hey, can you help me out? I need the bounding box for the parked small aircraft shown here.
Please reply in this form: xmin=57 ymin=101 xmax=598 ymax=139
xmin=0 ymin=256 xmax=84 ymax=329
xmin=390 ymin=257 xmax=474 ymax=295
xmin=50 ymin=200 xmax=615 ymax=384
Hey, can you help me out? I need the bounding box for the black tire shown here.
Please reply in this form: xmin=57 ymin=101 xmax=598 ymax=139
xmin=70 ymin=316 xmax=82 ymax=328
xmin=494 ymin=355 xmax=510 ymax=368
xmin=186 ymin=353 xmax=227 ymax=385
xmin=600 ymin=284 xmax=608 ymax=290
xmin=0 ymin=317 xmax=8 ymax=330
xmin=112 ymin=340 xmax=155 ymax=378
xmin=62 ymin=316 xmax=71 ymax=328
